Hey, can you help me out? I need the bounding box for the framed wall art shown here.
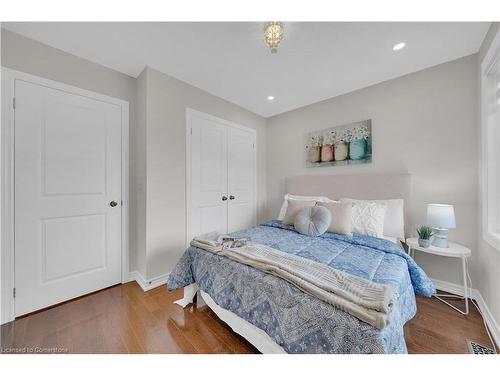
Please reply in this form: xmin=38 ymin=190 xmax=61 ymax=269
xmin=305 ymin=119 xmax=372 ymax=168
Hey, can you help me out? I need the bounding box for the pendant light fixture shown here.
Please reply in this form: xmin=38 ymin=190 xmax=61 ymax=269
xmin=264 ymin=22 xmax=284 ymax=54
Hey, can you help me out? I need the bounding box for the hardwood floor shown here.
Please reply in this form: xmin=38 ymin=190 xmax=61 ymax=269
xmin=405 ymin=294 xmax=496 ymax=354
xmin=0 ymin=282 xmax=495 ymax=354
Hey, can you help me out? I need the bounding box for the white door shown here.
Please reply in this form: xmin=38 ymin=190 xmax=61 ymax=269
xmin=227 ymin=127 xmax=256 ymax=232
xmin=14 ymin=79 xmax=123 ymax=316
xmin=188 ymin=111 xmax=256 ymax=241
xmin=189 ymin=113 xmax=228 ymax=238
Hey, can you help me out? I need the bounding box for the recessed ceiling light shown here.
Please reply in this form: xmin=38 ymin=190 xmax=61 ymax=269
xmin=267 ymin=96 xmax=275 ymax=101
xmin=393 ymin=42 xmax=406 ymax=51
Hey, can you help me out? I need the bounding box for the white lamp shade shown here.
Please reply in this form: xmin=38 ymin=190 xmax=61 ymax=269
xmin=427 ymin=204 xmax=456 ymax=229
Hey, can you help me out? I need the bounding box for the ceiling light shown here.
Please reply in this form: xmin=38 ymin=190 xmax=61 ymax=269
xmin=267 ymin=96 xmax=275 ymax=101
xmin=264 ymin=22 xmax=284 ymax=54
xmin=393 ymin=42 xmax=406 ymax=51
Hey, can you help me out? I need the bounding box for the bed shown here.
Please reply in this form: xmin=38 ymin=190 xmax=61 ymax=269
xmin=167 ymin=174 xmax=435 ymax=353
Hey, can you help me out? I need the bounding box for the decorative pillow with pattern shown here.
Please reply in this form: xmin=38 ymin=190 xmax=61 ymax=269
xmin=351 ymin=201 xmax=387 ymax=238
xmin=340 ymin=198 xmax=405 ymax=240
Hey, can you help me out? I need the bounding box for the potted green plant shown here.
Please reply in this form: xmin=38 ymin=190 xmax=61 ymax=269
xmin=416 ymin=225 xmax=434 ymax=248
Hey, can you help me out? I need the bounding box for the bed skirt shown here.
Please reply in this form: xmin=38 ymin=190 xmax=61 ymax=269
xmin=175 ymin=283 xmax=286 ymax=354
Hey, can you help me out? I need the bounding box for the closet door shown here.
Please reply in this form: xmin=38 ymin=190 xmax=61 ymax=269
xmin=190 ymin=114 xmax=228 ymax=238
xmin=227 ymin=127 xmax=256 ymax=233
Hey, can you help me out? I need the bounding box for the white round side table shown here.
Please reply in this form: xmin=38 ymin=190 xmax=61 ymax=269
xmin=405 ymin=237 xmax=472 ymax=315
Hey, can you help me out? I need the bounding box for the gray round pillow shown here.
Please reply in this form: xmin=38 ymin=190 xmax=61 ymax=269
xmin=294 ymin=206 xmax=332 ymax=237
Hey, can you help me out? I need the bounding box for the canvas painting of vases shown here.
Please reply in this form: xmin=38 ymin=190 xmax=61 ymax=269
xmin=305 ymin=120 xmax=372 ymax=168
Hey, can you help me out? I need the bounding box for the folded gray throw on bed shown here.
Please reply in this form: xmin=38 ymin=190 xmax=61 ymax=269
xmin=191 ymin=232 xmax=395 ymax=329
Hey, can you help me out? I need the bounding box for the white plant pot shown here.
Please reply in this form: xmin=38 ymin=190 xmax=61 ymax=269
xmin=418 ymin=238 xmax=431 ymax=248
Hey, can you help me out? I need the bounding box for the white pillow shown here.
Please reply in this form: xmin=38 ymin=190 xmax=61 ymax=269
xmin=282 ymin=199 xmax=316 ymax=225
xmin=277 ymin=194 xmax=333 ymax=220
xmin=316 ymin=201 xmax=353 ymax=235
xmin=350 ymin=201 xmax=387 ymax=238
xmin=340 ymin=198 xmax=405 ymax=240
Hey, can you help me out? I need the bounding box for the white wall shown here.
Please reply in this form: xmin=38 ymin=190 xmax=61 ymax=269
xmin=477 ymin=23 xmax=500 ymax=326
xmin=266 ymin=55 xmax=479 ymax=286
xmin=140 ymin=67 xmax=267 ymax=279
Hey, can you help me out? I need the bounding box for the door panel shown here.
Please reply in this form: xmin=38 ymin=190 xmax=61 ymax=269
xmin=41 ymin=214 xmax=106 ymax=282
xmin=43 ymin=102 xmax=107 ymax=195
xmin=14 ymin=79 xmax=122 ymax=316
xmin=190 ymin=114 xmax=228 ymax=238
xmin=227 ymin=128 xmax=256 ymax=233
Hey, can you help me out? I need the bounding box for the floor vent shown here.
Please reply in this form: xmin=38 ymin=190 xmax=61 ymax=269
xmin=467 ymin=340 xmax=495 ymax=354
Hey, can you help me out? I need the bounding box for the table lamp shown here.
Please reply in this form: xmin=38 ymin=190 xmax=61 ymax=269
xmin=427 ymin=204 xmax=456 ymax=248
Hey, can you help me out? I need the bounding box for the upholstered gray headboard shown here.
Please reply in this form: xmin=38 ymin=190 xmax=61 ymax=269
xmin=286 ymin=174 xmax=412 ymax=234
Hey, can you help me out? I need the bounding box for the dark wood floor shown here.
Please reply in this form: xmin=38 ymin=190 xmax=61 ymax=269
xmin=0 ymin=282 xmax=495 ymax=354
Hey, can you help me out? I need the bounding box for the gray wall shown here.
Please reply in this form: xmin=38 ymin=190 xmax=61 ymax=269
xmin=1 ymin=29 xmax=141 ymax=273
xmin=266 ymin=55 xmax=479 ymax=286
xmin=134 ymin=68 xmax=148 ymax=277
xmin=140 ymin=67 xmax=267 ymax=279
xmin=477 ymin=23 xmax=500 ymax=325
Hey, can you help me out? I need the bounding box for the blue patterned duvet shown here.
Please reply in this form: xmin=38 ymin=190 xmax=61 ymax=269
xmin=167 ymin=221 xmax=435 ymax=354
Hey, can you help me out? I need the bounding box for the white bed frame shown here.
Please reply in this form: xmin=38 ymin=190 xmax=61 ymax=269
xmin=176 ymin=174 xmax=411 ymax=353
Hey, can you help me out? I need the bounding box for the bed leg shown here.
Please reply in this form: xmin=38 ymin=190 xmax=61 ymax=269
xmin=196 ymin=290 xmax=207 ymax=308
xmin=173 ymin=283 xmax=199 ymax=308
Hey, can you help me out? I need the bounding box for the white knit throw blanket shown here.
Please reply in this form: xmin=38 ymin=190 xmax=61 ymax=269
xmin=191 ymin=232 xmax=395 ymax=330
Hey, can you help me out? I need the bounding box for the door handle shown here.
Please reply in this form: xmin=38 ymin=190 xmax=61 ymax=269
xmin=110 ymin=201 xmax=118 ymax=207
xmin=229 ymin=195 xmax=235 ymax=200
xmin=222 ymin=196 xmax=228 ymax=201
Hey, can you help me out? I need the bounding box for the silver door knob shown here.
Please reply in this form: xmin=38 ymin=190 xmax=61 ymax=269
xmin=110 ymin=201 xmax=118 ymax=207
xmin=229 ymin=195 xmax=235 ymax=200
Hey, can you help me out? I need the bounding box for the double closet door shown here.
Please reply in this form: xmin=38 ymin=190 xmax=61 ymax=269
xmin=188 ymin=110 xmax=256 ymax=241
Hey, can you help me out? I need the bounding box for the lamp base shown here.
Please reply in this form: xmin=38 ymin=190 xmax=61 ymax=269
xmin=432 ymin=228 xmax=449 ymax=248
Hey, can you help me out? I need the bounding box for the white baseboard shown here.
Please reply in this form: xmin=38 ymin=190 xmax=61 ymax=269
xmin=472 ymin=291 xmax=500 ymax=349
xmin=431 ymin=278 xmax=476 ymax=297
xmin=431 ymin=278 xmax=500 ymax=348
xmin=128 ymin=271 xmax=170 ymax=292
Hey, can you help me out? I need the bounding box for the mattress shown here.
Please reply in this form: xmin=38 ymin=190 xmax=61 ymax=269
xmin=167 ymin=220 xmax=435 ymax=353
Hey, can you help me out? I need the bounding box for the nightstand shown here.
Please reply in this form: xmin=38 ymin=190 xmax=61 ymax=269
xmin=405 ymin=237 xmax=472 ymax=315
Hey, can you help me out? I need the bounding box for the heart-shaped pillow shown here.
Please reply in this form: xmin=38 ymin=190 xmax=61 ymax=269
xmin=294 ymin=206 xmax=332 ymax=237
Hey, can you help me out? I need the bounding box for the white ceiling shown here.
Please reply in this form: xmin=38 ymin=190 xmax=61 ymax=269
xmin=2 ymin=22 xmax=490 ymax=117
